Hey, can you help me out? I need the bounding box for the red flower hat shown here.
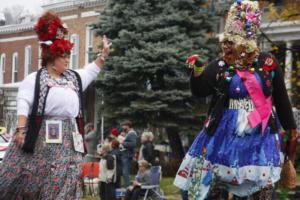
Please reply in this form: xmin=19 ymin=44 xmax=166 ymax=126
xmin=35 ymin=11 xmax=73 ymax=66
xmin=34 ymin=11 xmax=68 ymax=42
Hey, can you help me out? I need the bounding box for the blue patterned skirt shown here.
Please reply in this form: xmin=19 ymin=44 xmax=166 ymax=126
xmin=0 ymin=118 xmax=83 ymax=200
xmin=174 ymin=108 xmax=283 ymax=199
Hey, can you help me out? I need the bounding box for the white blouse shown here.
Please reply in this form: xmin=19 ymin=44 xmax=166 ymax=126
xmin=17 ymin=62 xmax=101 ymax=118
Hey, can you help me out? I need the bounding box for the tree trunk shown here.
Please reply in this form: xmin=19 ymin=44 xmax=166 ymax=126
xmin=166 ymin=127 xmax=185 ymax=160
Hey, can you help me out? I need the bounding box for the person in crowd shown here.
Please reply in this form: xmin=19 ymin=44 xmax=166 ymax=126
xmin=174 ymin=1 xmax=298 ymax=200
xmin=138 ymin=131 xmax=155 ymax=165
xmin=98 ymin=144 xmax=116 ymax=200
xmin=111 ymin=138 xmax=123 ymax=188
xmin=0 ymin=11 xmax=111 ymax=199
xmin=84 ymin=122 xmax=100 ymax=162
xmin=111 ymin=127 xmax=119 ymax=138
xmin=125 ymin=160 xmax=152 ymax=200
xmin=120 ymin=120 xmax=138 ymax=187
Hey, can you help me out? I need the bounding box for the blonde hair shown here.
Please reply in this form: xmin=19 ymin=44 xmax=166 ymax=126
xmin=138 ymin=160 xmax=151 ymax=169
xmin=142 ymin=131 xmax=154 ymax=141
xmin=101 ymin=144 xmax=111 ymax=153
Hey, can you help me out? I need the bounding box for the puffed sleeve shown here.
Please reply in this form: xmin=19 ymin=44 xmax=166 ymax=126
xmin=76 ymin=62 xmax=101 ymax=91
xmin=190 ymin=59 xmax=219 ymax=97
xmin=272 ymin=65 xmax=297 ymax=130
xmin=17 ymin=72 xmax=37 ymax=116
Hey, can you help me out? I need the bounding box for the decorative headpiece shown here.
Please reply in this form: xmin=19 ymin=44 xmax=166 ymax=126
xmin=219 ymin=0 xmax=261 ymax=53
xmin=34 ymin=11 xmax=73 ymax=66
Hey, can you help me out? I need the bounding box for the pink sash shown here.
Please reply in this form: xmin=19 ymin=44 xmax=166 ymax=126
xmin=236 ymin=70 xmax=272 ymax=133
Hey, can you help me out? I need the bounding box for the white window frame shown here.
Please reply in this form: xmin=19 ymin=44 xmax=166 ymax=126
xmin=85 ymin=26 xmax=94 ymax=65
xmin=0 ymin=53 xmax=5 ymax=84
xmin=24 ymin=45 xmax=32 ymax=77
xmin=70 ymin=34 xmax=79 ymax=69
xmin=38 ymin=46 xmax=42 ymax=69
xmin=12 ymin=52 xmax=18 ymax=83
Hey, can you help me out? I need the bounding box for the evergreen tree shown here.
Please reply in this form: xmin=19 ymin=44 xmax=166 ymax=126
xmin=94 ymin=0 xmax=218 ymax=157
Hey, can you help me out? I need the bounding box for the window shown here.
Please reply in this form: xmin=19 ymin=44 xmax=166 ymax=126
xmin=12 ymin=52 xmax=18 ymax=83
xmin=85 ymin=26 xmax=94 ymax=65
xmin=24 ymin=45 xmax=32 ymax=76
xmin=70 ymin=34 xmax=79 ymax=69
xmin=38 ymin=46 xmax=42 ymax=69
xmin=0 ymin=54 xmax=5 ymax=84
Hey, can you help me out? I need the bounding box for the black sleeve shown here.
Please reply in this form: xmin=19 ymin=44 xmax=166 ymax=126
xmin=190 ymin=59 xmax=219 ymax=97
xmin=272 ymin=65 xmax=297 ymax=130
xmin=106 ymin=155 xmax=115 ymax=170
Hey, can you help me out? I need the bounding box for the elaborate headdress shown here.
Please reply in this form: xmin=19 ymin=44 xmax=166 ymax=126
xmin=219 ymin=0 xmax=261 ymax=53
xmin=34 ymin=11 xmax=73 ymax=66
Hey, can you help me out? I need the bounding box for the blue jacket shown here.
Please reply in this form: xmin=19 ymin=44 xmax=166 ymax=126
xmin=122 ymin=130 xmax=137 ymax=158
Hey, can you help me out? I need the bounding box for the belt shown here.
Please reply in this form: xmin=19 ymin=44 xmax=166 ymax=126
xmin=228 ymin=98 xmax=255 ymax=112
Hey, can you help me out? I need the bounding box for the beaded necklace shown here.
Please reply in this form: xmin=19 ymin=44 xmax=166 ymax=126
xmin=217 ymin=58 xmax=260 ymax=83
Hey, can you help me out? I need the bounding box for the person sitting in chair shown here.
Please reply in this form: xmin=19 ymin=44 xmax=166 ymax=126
xmin=125 ymin=160 xmax=152 ymax=200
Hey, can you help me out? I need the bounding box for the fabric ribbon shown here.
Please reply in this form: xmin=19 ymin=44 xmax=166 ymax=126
xmin=236 ymin=70 xmax=272 ymax=133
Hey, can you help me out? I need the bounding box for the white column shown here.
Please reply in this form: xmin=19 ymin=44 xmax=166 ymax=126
xmin=285 ymin=41 xmax=293 ymax=97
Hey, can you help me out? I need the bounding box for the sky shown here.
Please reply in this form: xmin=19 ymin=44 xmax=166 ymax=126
xmin=0 ymin=0 xmax=43 ymax=14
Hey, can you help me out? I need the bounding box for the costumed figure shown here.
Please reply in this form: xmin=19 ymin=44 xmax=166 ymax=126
xmin=174 ymin=1 xmax=298 ymax=199
xmin=0 ymin=11 xmax=111 ymax=199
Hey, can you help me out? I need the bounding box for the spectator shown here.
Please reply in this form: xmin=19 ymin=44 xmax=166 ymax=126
xmin=120 ymin=120 xmax=137 ymax=187
xmin=138 ymin=131 xmax=155 ymax=165
xmin=98 ymin=144 xmax=116 ymax=200
xmin=125 ymin=160 xmax=152 ymax=200
xmin=84 ymin=123 xmax=99 ymax=162
xmin=111 ymin=139 xmax=122 ymax=188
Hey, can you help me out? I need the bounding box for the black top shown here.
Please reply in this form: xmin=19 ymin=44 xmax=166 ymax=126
xmin=141 ymin=141 xmax=155 ymax=165
xmin=190 ymin=53 xmax=296 ymax=131
xmin=111 ymin=148 xmax=122 ymax=175
xmin=104 ymin=153 xmax=115 ymax=170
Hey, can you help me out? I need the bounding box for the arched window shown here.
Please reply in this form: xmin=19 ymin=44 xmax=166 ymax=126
xmin=70 ymin=34 xmax=79 ymax=69
xmin=85 ymin=26 xmax=94 ymax=65
xmin=0 ymin=53 xmax=5 ymax=84
xmin=12 ymin=52 xmax=18 ymax=83
xmin=24 ymin=45 xmax=32 ymax=76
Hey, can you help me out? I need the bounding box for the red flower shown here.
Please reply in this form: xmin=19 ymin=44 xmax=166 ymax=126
xmin=186 ymin=54 xmax=206 ymax=68
xmin=186 ymin=55 xmax=198 ymax=64
xmin=49 ymin=39 xmax=74 ymax=57
xmin=263 ymin=57 xmax=277 ymax=72
xmin=34 ymin=12 xmax=68 ymax=41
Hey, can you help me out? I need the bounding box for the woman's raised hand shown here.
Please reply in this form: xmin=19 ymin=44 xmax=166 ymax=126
xmin=102 ymin=35 xmax=112 ymax=58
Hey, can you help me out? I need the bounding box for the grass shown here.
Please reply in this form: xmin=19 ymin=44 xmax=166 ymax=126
xmin=82 ymin=174 xmax=300 ymax=200
xmin=81 ymin=176 xmax=180 ymax=200
xmin=160 ymin=177 xmax=181 ymax=199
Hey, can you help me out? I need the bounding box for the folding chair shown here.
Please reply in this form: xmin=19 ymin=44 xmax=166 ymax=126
xmin=140 ymin=166 xmax=165 ymax=200
xmin=82 ymin=162 xmax=100 ymax=197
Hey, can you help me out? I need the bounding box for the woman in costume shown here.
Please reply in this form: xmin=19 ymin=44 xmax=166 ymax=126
xmin=174 ymin=1 xmax=298 ymax=199
xmin=0 ymin=11 xmax=111 ymax=199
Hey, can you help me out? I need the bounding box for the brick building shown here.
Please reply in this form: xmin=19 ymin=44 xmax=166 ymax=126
xmin=0 ymin=0 xmax=105 ymax=132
